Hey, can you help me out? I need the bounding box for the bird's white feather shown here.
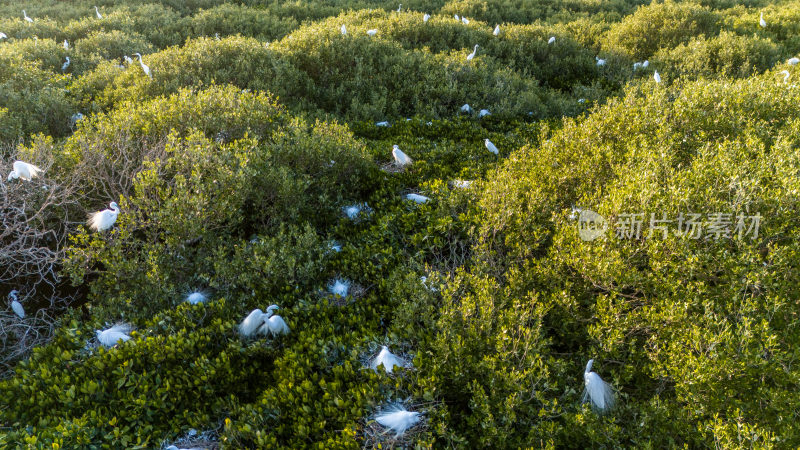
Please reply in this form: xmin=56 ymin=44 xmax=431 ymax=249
xmin=8 ymin=160 xmax=43 ymax=181
xmin=582 ymin=359 xmax=615 ymax=412
xmin=88 ymin=202 xmax=119 ymax=232
xmin=485 ymin=139 xmax=499 ymax=155
xmin=328 ymin=279 xmax=350 ymax=297
xmin=185 ymin=291 xmax=208 ymax=304
xmin=11 ymin=300 xmax=24 ymax=319
xmin=392 ymin=145 xmax=412 ymax=166
xmin=239 ymin=308 xmax=264 ymax=337
xmin=261 ymin=315 xmax=290 ymax=337
xmin=370 ymin=346 xmax=406 ymax=374
xmin=405 ymin=193 xmax=429 ymax=204
xmin=375 ymin=405 xmax=421 ymax=437
xmin=96 ymin=323 xmax=133 ymax=347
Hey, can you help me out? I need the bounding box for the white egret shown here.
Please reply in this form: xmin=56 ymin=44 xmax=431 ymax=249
xmin=124 ymin=55 xmax=133 ymax=64
xmin=478 ymin=109 xmax=490 ymax=117
xmin=466 ymin=44 xmax=478 ymax=61
xmin=9 ymin=291 xmax=24 ymax=319
xmin=392 ymin=144 xmax=412 ymax=167
xmin=328 ymin=278 xmax=350 ymax=297
xmin=95 ymin=6 xmax=102 ymax=19
xmin=185 ymin=291 xmax=208 ymax=304
xmin=582 ymin=359 xmax=615 ymax=412
xmin=454 ymin=14 xmax=459 ymax=21
xmin=578 ymin=98 xmax=586 ymax=103
xmin=328 ymin=241 xmax=342 ymax=253
xmin=376 ymin=121 xmax=389 ymax=126
xmin=239 ymin=308 xmax=265 ymax=337
xmin=370 ymin=346 xmax=407 ymax=373
xmin=7 ymin=161 xmax=43 ymax=181
xmin=493 ymin=25 xmax=500 ymax=36
xmin=61 ymin=56 xmax=70 ymax=72
xmin=96 ymin=323 xmax=133 ymax=348
xmin=0 ymin=32 xmax=6 ymax=39
xmin=63 ymin=39 xmax=69 ymax=49
xmin=340 ymin=24 xmax=347 ymax=35
xmin=397 ymin=4 xmax=402 ymax=12
xmin=367 ymin=29 xmax=377 ymax=36
xmin=257 ymin=305 xmax=290 ymax=337
xmin=484 ymin=138 xmax=499 ymax=155
xmin=88 ymin=201 xmax=120 ymax=232
xmin=462 ymin=17 xmax=469 ymax=25
xmin=23 ymin=10 xmax=32 ymax=23
xmin=423 ymin=13 xmax=430 ymax=22
xmin=759 ymin=12 xmax=766 ymax=28
xmin=596 ymin=56 xmax=606 ymax=66
xmin=375 ymin=404 xmax=421 ymax=437
xmin=548 ymin=36 xmax=556 ymax=44
xmin=789 ymin=57 xmax=799 ymax=65
xmin=653 ymin=70 xmax=661 ymax=83
xmin=642 ymin=60 xmax=649 ymax=68
xmin=405 ymin=193 xmax=429 ymax=204
xmin=781 ymin=70 xmax=790 ymax=84
xmin=343 ymin=203 xmax=369 ymax=220
xmin=461 ymin=103 xmax=472 ymax=113
xmin=452 ymin=179 xmax=472 ymax=188
xmin=133 ymin=53 xmax=151 ymax=78
xmin=633 ymin=62 xmax=642 ymax=70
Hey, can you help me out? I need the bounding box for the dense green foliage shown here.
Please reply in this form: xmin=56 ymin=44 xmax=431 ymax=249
xmin=1 ymin=0 xmax=799 ymax=448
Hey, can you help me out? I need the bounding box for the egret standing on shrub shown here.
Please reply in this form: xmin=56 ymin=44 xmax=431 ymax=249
xmin=759 ymin=12 xmax=767 ymax=28
xmin=370 ymin=346 xmax=408 ymax=373
xmin=582 ymin=359 xmax=615 ymax=412
xmin=548 ymin=36 xmax=556 ymax=44
xmin=367 ymin=29 xmax=377 ymax=36
xmin=88 ymin=202 xmax=120 ymax=232
xmin=239 ymin=308 xmax=265 ymax=337
xmin=258 ymin=305 xmax=290 ymax=337
xmin=8 ymin=290 xmax=24 ymax=319
xmin=185 ymin=291 xmax=208 ymax=304
xmin=61 ymin=56 xmax=70 ymax=72
xmin=392 ymin=145 xmax=412 ymax=167
xmin=397 ymin=4 xmax=401 ymax=12
xmin=485 ymin=139 xmax=499 ymax=155
xmin=405 ymin=193 xmax=429 ymax=204
xmin=466 ymin=44 xmax=478 ymax=61
xmin=0 ymin=32 xmax=6 ymax=39
xmin=493 ymin=25 xmax=500 ymax=36
xmin=96 ymin=323 xmax=133 ymax=347
xmin=22 ymin=10 xmax=32 ymax=23
xmin=133 ymin=53 xmax=151 ymax=78
xmin=789 ymin=57 xmax=799 ymax=65
xmin=596 ymin=57 xmax=606 ymax=66
xmin=654 ymin=70 xmax=661 ymax=83
xmin=7 ymin=161 xmax=43 ymax=181
xmin=340 ymin=24 xmax=347 ymax=35
xmin=423 ymin=13 xmax=430 ymax=22
xmin=95 ymin=6 xmax=102 ymax=19
xmin=63 ymin=39 xmax=68 ymax=49
xmin=375 ymin=404 xmax=421 ymax=437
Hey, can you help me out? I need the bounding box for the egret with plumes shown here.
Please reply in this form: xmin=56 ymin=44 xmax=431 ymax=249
xmin=61 ymin=56 xmax=70 ymax=72
xmin=376 ymin=121 xmax=389 ymax=126
xmin=343 ymin=203 xmax=368 ymax=220
xmin=423 ymin=13 xmax=430 ymax=22
xmin=375 ymin=404 xmax=421 ymax=437
xmin=479 ymin=109 xmax=490 ymax=117
xmin=485 ymin=139 xmax=499 ymax=155
xmin=239 ymin=309 xmax=265 ymax=337
xmin=582 ymin=359 xmax=615 ymax=412
xmin=0 ymin=32 xmax=6 ymax=39
xmin=596 ymin=57 xmax=605 ymax=66
xmin=96 ymin=323 xmax=133 ymax=347
xmin=466 ymin=44 xmax=478 ymax=61
xmin=185 ymin=291 xmax=208 ymax=304
xmin=63 ymin=39 xmax=69 ymax=49
xmin=88 ymin=201 xmax=120 ymax=232
xmin=133 ymin=53 xmax=151 ymax=78
xmin=759 ymin=12 xmax=766 ymax=28
xmin=461 ymin=17 xmax=469 ymax=25
xmin=653 ymin=70 xmax=661 ymax=83
xmin=493 ymin=25 xmax=500 ymax=36
xmin=7 ymin=161 xmax=43 ymax=181
xmin=23 ymin=10 xmax=32 ymax=23
xmin=340 ymin=24 xmax=347 ymax=35
xmin=461 ymin=103 xmax=472 ymax=113
xmin=367 ymin=29 xmax=377 ymax=36
xmin=789 ymin=57 xmax=799 ymax=65
xmin=405 ymin=193 xmax=429 ymax=204
xmin=95 ymin=6 xmax=102 ymax=19
xmin=9 ymin=290 xmax=24 ymax=319
xmin=548 ymin=36 xmax=556 ymax=44
xmin=328 ymin=278 xmax=350 ymax=297
xmin=258 ymin=305 xmax=290 ymax=337
xmin=370 ymin=346 xmax=408 ymax=373
xmin=392 ymin=145 xmax=412 ymax=167
xmin=454 ymin=14 xmax=459 ymax=21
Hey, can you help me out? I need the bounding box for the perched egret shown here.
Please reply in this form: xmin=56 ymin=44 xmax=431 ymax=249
xmin=239 ymin=308 xmax=265 ymax=337
xmin=328 ymin=241 xmax=342 ymax=253
xmin=462 ymin=17 xmax=469 ymax=25
xmin=96 ymin=323 xmax=133 ymax=348
xmin=63 ymin=39 xmax=69 ymax=49
xmin=493 ymin=25 xmax=500 ymax=36
xmin=9 ymin=290 xmax=24 ymax=319
xmin=367 ymin=29 xmax=377 ymax=36
xmin=70 ymin=112 xmax=84 ymax=126
xmin=7 ymin=161 xmax=43 ymax=181
xmin=789 ymin=57 xmax=799 ymax=65
xmin=23 ymin=10 xmax=32 ymax=23
xmin=133 ymin=53 xmax=151 ymax=78
xmin=642 ymin=60 xmax=649 ymax=68
xmin=392 ymin=144 xmax=412 ymax=167
xmin=759 ymin=12 xmax=767 ymax=28
xmin=343 ymin=203 xmax=369 ymax=220
xmin=578 ymin=98 xmax=586 ymax=103
xmin=376 ymin=121 xmax=389 ymax=126
xmin=370 ymin=346 xmax=408 ymax=373
xmin=0 ymin=32 xmax=6 ymax=39
xmin=460 ymin=103 xmax=472 ymax=113
xmin=596 ymin=56 xmax=606 ymax=66
xmin=582 ymin=359 xmax=615 ymax=412
xmin=340 ymin=24 xmax=347 ymax=35
xmin=633 ymin=62 xmax=642 ymax=70
xmin=781 ymin=70 xmax=790 ymax=84
xmin=328 ymin=278 xmax=350 ymax=297
xmin=95 ymin=6 xmax=102 ymax=19
xmin=375 ymin=404 xmax=421 ymax=438
xmin=397 ymin=4 xmax=402 ymax=12
xmin=548 ymin=36 xmax=556 ymax=44
xmin=88 ymin=201 xmax=120 ymax=232
xmin=257 ymin=305 xmax=290 ymax=337
xmin=466 ymin=44 xmax=478 ymax=61
xmin=423 ymin=13 xmax=430 ymax=22
xmin=61 ymin=56 xmax=70 ymax=72
xmin=485 ymin=138 xmax=499 ymax=155
xmin=653 ymin=70 xmax=661 ymax=83
xmin=405 ymin=193 xmax=429 ymax=204
xmin=452 ymin=179 xmax=472 ymax=188
xmin=454 ymin=14 xmax=459 ymax=21
xmin=478 ymin=109 xmax=490 ymax=117
xmin=185 ymin=291 xmax=208 ymax=304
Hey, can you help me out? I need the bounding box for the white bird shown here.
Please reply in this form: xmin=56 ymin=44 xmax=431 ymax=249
xmin=343 ymin=204 xmax=363 ymax=219
xmin=328 ymin=278 xmax=350 ymax=297
xmin=88 ymin=201 xmax=120 ymax=232
xmin=493 ymin=25 xmax=500 ymax=36
xmin=61 ymin=56 xmax=70 ymax=72
xmin=257 ymin=305 xmax=290 ymax=337
xmin=397 ymin=4 xmax=402 ymax=12
xmin=452 ymin=179 xmax=472 ymax=188
xmin=484 ymin=138 xmax=499 ymax=155
xmin=95 ymin=6 xmax=102 ymax=19
xmin=454 ymin=14 xmax=459 ymax=21
xmin=23 ymin=10 xmax=32 ymax=23
xmin=788 ymin=57 xmax=799 ymax=65
xmin=239 ymin=308 xmax=265 ymax=337
xmin=7 ymin=161 xmax=43 ymax=181
xmin=642 ymin=60 xmax=649 ymax=68
xmin=376 ymin=121 xmax=389 ymax=126
xmin=0 ymin=32 xmax=7 ymax=39
xmin=478 ymin=109 xmax=490 ymax=117
xmin=548 ymin=36 xmax=556 ymax=44
xmin=759 ymin=12 xmax=767 ymax=28
xmin=596 ymin=56 xmax=606 ymax=66
xmin=462 ymin=17 xmax=469 ymax=25
xmin=370 ymin=346 xmax=407 ymax=373
xmin=133 ymin=53 xmax=151 ymax=78
xmin=367 ymin=29 xmax=377 ymax=36
xmin=375 ymin=404 xmax=421 ymax=437
xmin=340 ymin=24 xmax=347 ymax=35
xmin=185 ymin=291 xmax=208 ymax=304
xmin=9 ymin=291 xmax=24 ymax=319
xmin=392 ymin=144 xmax=412 ymax=166
xmin=582 ymin=359 xmax=615 ymax=412
xmin=466 ymin=44 xmax=478 ymax=60
xmin=96 ymin=323 xmax=133 ymax=348
xmin=653 ymin=70 xmax=661 ymax=83
xmin=460 ymin=103 xmax=472 ymax=113
xmin=63 ymin=39 xmax=69 ymax=49
xmin=70 ymin=112 xmax=84 ymax=126
xmin=423 ymin=13 xmax=430 ymax=22
xmin=405 ymin=193 xmax=429 ymax=203
xmin=781 ymin=70 xmax=790 ymax=84
xmin=633 ymin=62 xmax=642 ymax=70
